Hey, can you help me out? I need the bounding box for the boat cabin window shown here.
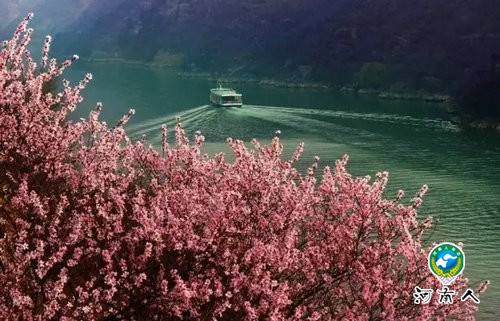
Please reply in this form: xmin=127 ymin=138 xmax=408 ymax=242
xmin=223 ymin=96 xmax=241 ymax=103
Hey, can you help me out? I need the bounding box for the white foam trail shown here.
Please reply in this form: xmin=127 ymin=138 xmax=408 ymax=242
xmin=127 ymin=105 xmax=211 ymax=137
xmin=127 ymin=103 xmax=459 ymax=142
xmin=240 ymin=105 xmax=459 ymax=131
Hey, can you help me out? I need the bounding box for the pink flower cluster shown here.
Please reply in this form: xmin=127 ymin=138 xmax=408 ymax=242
xmin=0 ymin=14 xmax=487 ymax=321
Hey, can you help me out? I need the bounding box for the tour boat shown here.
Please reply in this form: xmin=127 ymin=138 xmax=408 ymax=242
xmin=209 ymin=85 xmax=242 ymax=107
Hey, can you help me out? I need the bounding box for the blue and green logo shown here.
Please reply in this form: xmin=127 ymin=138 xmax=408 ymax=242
xmin=428 ymin=242 xmax=465 ymax=286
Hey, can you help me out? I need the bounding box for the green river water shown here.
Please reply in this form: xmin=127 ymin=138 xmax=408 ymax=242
xmin=68 ymin=62 xmax=500 ymax=319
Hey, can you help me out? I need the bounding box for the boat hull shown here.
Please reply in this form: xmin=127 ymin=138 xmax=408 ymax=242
xmin=210 ymin=102 xmax=243 ymax=107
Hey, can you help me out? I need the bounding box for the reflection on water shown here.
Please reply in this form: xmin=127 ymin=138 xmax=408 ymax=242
xmin=67 ymin=62 xmax=500 ymax=319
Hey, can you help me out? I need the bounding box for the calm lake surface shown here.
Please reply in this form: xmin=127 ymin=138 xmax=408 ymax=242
xmin=68 ymin=62 xmax=500 ymax=319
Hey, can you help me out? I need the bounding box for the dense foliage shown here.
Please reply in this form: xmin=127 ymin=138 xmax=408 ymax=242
xmin=45 ymin=0 xmax=498 ymax=91
xmin=0 ymin=15 xmax=488 ymax=321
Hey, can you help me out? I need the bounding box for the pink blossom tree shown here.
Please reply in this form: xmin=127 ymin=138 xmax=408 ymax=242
xmin=0 ymin=14 xmax=488 ymax=321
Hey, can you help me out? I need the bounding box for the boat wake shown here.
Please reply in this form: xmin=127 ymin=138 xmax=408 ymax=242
xmin=243 ymin=105 xmax=459 ymax=131
xmin=127 ymin=105 xmax=212 ymax=138
xmin=126 ymin=104 xmax=459 ymax=147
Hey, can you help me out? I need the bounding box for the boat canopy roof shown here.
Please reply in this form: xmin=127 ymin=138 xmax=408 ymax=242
xmin=210 ymin=87 xmax=242 ymax=97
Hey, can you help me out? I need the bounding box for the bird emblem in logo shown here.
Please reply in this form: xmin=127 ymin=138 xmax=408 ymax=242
xmin=428 ymin=242 xmax=465 ymax=286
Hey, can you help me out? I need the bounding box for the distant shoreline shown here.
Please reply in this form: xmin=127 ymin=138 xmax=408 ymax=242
xmin=176 ymin=71 xmax=331 ymax=89
xmin=84 ymin=57 xmax=176 ymax=68
xmin=83 ymin=57 xmax=451 ymax=103
xmin=83 ymin=57 xmax=499 ymax=130
xmin=178 ymin=72 xmax=452 ymax=103
xmin=340 ymin=87 xmax=451 ymax=103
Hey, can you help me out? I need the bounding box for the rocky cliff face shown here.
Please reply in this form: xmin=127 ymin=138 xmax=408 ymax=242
xmin=1 ymin=0 xmax=93 ymax=34
xmin=51 ymin=0 xmax=499 ymax=92
xmin=5 ymin=0 xmax=499 ymax=98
